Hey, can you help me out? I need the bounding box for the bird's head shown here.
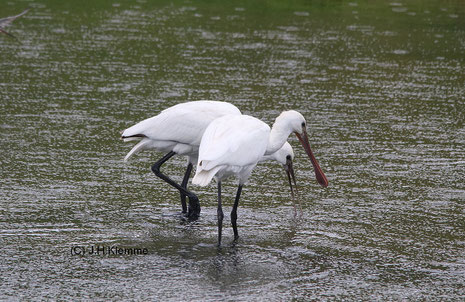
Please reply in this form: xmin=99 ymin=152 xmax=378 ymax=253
xmin=275 ymin=110 xmax=328 ymax=188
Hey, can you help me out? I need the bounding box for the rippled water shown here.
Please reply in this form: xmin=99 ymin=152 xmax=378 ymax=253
xmin=1 ymin=0 xmax=464 ymax=300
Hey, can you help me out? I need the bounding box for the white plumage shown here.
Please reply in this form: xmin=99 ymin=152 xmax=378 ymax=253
xmin=260 ymin=141 xmax=294 ymax=164
xmin=192 ymin=114 xmax=270 ymax=186
xmin=122 ymin=100 xmax=242 ymax=163
xmin=121 ymin=100 xmax=242 ymax=219
xmin=121 ymin=101 xmax=302 ymax=223
xmin=192 ymin=110 xmax=328 ymax=245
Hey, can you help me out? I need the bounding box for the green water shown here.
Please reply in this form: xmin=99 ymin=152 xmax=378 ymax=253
xmin=1 ymin=0 xmax=464 ymax=300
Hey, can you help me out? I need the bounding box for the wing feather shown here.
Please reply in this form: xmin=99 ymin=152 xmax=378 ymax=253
xmin=198 ymin=115 xmax=270 ymax=170
xmin=121 ymin=101 xmax=241 ymax=147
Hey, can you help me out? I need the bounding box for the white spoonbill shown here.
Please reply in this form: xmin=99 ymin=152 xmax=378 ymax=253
xmin=121 ymin=100 xmax=241 ymax=219
xmin=192 ymin=111 xmax=328 ymax=245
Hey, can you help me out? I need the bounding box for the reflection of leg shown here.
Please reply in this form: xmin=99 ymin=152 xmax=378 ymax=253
xmin=231 ymin=185 xmax=243 ymax=240
xmin=217 ymin=181 xmax=224 ymax=246
xmin=179 ymin=162 xmax=193 ymax=214
xmin=151 ymin=152 xmax=200 ymax=220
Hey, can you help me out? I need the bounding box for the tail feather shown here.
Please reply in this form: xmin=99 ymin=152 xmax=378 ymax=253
xmin=124 ymin=139 xmax=151 ymax=162
xmin=192 ymin=165 xmax=222 ymax=186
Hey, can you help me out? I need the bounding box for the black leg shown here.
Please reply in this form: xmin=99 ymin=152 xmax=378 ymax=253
xmin=179 ymin=162 xmax=193 ymax=214
xmin=217 ymin=181 xmax=224 ymax=246
xmin=151 ymin=152 xmax=201 ymax=220
xmin=231 ymin=185 xmax=243 ymax=240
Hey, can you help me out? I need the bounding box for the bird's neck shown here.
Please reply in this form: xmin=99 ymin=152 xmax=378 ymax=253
xmin=265 ymin=120 xmax=292 ymax=155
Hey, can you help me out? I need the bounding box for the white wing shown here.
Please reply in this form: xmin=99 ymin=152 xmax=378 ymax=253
xmin=198 ymin=114 xmax=270 ymax=170
xmin=122 ymin=101 xmax=241 ymax=147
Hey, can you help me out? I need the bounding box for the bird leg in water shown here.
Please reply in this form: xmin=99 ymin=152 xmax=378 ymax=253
xmin=217 ymin=181 xmax=224 ymax=246
xmin=231 ymin=185 xmax=243 ymax=240
xmin=151 ymin=151 xmax=201 ymax=220
xmin=179 ymin=162 xmax=193 ymax=214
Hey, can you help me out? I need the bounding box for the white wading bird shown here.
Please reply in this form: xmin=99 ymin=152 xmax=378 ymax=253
xmin=121 ymin=101 xmax=298 ymax=221
xmin=192 ymin=111 xmax=328 ymax=245
xmin=121 ymin=101 xmax=242 ymax=219
xmin=0 ymin=8 xmax=30 ymax=39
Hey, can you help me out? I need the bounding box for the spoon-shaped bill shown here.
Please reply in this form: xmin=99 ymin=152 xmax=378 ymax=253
xmin=295 ymin=129 xmax=328 ymax=188
xmin=284 ymin=156 xmax=302 ymax=217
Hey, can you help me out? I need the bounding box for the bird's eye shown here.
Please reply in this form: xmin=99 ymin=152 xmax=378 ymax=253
xmin=301 ymin=122 xmax=306 ymax=127
xmin=286 ymin=155 xmax=291 ymax=160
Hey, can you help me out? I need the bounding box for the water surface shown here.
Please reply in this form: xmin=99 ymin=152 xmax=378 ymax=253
xmin=1 ymin=0 xmax=464 ymax=300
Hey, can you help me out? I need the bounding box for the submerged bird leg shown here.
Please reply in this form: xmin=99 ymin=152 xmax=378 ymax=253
xmin=231 ymin=185 xmax=243 ymax=241
xmin=217 ymin=181 xmax=224 ymax=246
xmin=179 ymin=162 xmax=193 ymax=214
xmin=151 ymin=151 xmax=201 ymax=220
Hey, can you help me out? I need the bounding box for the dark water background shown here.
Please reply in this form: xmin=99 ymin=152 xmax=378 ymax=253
xmin=1 ymin=0 xmax=464 ymax=300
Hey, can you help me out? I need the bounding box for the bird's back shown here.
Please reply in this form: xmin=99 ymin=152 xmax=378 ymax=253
xmin=122 ymin=101 xmax=241 ymax=146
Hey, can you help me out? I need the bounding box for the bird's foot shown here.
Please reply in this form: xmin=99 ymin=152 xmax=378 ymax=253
xmin=186 ymin=196 xmax=201 ymax=221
